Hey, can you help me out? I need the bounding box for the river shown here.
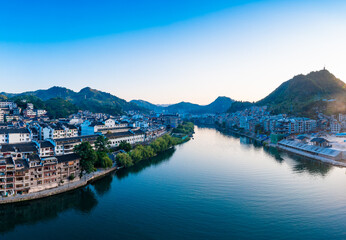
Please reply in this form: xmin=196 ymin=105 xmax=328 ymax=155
xmin=1 ymin=126 xmax=346 ymax=240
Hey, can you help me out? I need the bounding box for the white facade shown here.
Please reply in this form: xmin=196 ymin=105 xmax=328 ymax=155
xmin=331 ymin=121 xmax=341 ymax=134
xmin=42 ymin=127 xmax=53 ymax=140
xmin=0 ymin=102 xmax=17 ymax=109
xmin=107 ymin=131 xmax=146 ymax=148
xmin=0 ymin=110 xmax=4 ymax=123
xmin=104 ymin=119 xmax=116 ymax=128
xmin=43 ymin=125 xmax=78 ymax=140
xmin=0 ymin=129 xmax=31 ymax=144
xmin=36 ymin=109 xmax=47 ymax=116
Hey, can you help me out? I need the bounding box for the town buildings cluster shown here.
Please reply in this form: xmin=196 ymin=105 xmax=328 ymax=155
xmin=188 ymin=106 xmax=346 ymax=162
xmin=0 ymin=100 xmax=182 ymax=197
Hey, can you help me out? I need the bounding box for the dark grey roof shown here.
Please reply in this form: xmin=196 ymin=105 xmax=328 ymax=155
xmin=28 ymin=154 xmax=41 ymax=162
xmin=56 ymin=153 xmax=80 ymax=163
xmin=39 ymin=141 xmax=54 ymax=148
xmin=54 ymin=134 xmax=99 ymax=144
xmin=0 ymin=142 xmax=38 ymax=153
xmin=14 ymin=159 xmax=29 ymax=170
xmin=105 ymin=129 xmax=145 ymax=139
xmin=66 ymin=124 xmax=78 ymax=129
xmin=0 ymin=128 xmax=30 ymax=134
xmin=0 ymin=157 xmax=14 ymax=165
xmin=30 ymin=128 xmax=39 ymax=134
xmin=311 ymin=137 xmax=329 ymax=143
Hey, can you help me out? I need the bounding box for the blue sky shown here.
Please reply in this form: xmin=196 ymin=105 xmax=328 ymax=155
xmin=1 ymin=0 xmax=346 ymax=104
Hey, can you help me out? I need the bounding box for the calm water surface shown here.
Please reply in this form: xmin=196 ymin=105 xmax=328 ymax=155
xmin=1 ymin=127 xmax=346 ymax=240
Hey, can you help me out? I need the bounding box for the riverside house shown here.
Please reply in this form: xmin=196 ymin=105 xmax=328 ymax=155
xmin=0 ymin=153 xmax=80 ymax=197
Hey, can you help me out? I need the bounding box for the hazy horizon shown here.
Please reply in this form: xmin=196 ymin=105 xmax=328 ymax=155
xmin=2 ymin=0 xmax=346 ymax=104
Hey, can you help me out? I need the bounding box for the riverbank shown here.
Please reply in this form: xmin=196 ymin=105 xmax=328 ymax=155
xmin=116 ymin=134 xmax=191 ymax=168
xmin=0 ymin=166 xmax=118 ymax=205
xmin=214 ymin=125 xmax=265 ymax=143
xmin=277 ymin=144 xmax=346 ymax=167
xmin=117 ymin=123 xmax=194 ymax=168
xmin=207 ymin=124 xmax=346 ymax=168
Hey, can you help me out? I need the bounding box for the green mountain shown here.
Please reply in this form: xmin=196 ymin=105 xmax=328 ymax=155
xmin=19 ymin=86 xmax=76 ymax=101
xmin=228 ymin=69 xmax=346 ymax=116
xmin=130 ymin=99 xmax=164 ymax=112
xmin=202 ymin=96 xmax=235 ymax=113
xmin=2 ymin=86 xmax=145 ymax=117
xmin=132 ymin=96 xmax=234 ymax=114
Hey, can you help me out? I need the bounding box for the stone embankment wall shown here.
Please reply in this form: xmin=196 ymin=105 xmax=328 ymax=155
xmin=0 ymin=167 xmax=117 ymax=205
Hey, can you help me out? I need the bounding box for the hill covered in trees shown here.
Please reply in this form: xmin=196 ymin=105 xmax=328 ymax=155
xmin=1 ymin=86 xmax=145 ymax=117
xmin=228 ymin=69 xmax=346 ymax=116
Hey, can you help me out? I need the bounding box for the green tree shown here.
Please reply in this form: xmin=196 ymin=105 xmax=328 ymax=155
xmin=130 ymin=145 xmax=144 ymax=163
xmin=94 ymin=135 xmax=112 ymax=168
xmin=95 ymin=135 xmax=111 ymax=153
xmin=97 ymin=151 xmax=113 ymax=168
xmin=74 ymin=142 xmax=97 ymax=175
xmin=142 ymin=146 xmax=155 ymax=159
xmin=150 ymin=140 xmax=161 ymax=154
xmin=68 ymin=173 xmax=75 ymax=181
xmin=118 ymin=141 xmax=132 ymax=152
xmin=114 ymin=134 xmax=188 ymax=168
xmin=116 ymin=153 xmax=133 ymax=167
xmin=45 ymin=97 xmax=78 ymax=119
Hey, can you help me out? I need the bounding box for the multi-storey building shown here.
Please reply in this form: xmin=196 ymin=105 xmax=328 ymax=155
xmin=0 ymin=101 xmax=17 ymax=109
xmin=54 ymin=135 xmax=99 ymax=155
xmin=330 ymin=121 xmax=341 ymax=134
xmin=0 ymin=128 xmax=31 ymax=144
xmin=0 ymin=154 xmax=80 ymax=196
xmin=42 ymin=124 xmax=79 ymax=140
xmin=106 ymin=130 xmax=146 ymax=147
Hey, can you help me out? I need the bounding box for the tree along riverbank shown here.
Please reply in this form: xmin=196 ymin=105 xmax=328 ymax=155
xmin=116 ymin=122 xmax=194 ymax=168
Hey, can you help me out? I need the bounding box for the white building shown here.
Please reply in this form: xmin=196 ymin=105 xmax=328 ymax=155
xmin=0 ymin=129 xmax=31 ymax=144
xmin=36 ymin=109 xmax=47 ymax=116
xmin=42 ymin=124 xmax=78 ymax=140
xmin=0 ymin=110 xmax=4 ymax=123
xmin=104 ymin=118 xmax=116 ymax=128
xmin=106 ymin=130 xmax=145 ymax=147
xmin=0 ymin=101 xmax=17 ymax=109
xmin=331 ymin=121 xmax=341 ymax=134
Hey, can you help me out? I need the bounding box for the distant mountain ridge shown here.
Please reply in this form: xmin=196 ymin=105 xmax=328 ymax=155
xmin=130 ymin=99 xmax=165 ymax=112
xmin=131 ymin=96 xmax=235 ymax=114
xmin=2 ymin=69 xmax=343 ymax=118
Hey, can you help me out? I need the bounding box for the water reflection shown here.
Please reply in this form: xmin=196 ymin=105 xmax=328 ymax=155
xmin=0 ymin=148 xmax=176 ymax=235
xmin=92 ymin=174 xmax=114 ymax=196
xmin=263 ymin=146 xmax=284 ymax=163
xmin=289 ymin=154 xmax=332 ymax=176
xmin=116 ymin=148 xmax=175 ymax=180
xmin=216 ymin=128 xmax=333 ymax=177
xmin=263 ymin=145 xmax=332 ymax=176
xmin=0 ymin=186 xmax=98 ymax=234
